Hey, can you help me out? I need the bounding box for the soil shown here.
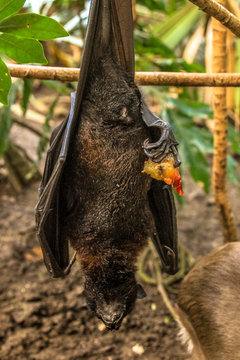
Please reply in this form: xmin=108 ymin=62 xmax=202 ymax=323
xmin=0 ymin=102 xmax=239 ymax=360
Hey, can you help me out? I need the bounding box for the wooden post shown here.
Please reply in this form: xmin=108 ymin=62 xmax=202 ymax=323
xmin=212 ymin=0 xmax=238 ymax=242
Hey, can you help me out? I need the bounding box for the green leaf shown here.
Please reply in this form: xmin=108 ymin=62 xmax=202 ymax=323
xmin=41 ymin=80 xmax=71 ymax=95
xmin=22 ymin=78 xmax=33 ymax=115
xmin=0 ymin=0 xmax=25 ymax=22
xmin=0 ymin=13 xmax=69 ymax=40
xmin=26 ymin=95 xmax=59 ymax=179
xmin=227 ymin=155 xmax=240 ymax=184
xmin=182 ymin=60 xmax=205 ymax=73
xmin=0 ymin=33 xmax=47 ymax=64
xmin=168 ymin=98 xmax=213 ymax=119
xmin=166 ymin=108 xmax=211 ymax=193
xmin=228 ymin=124 xmax=240 ymax=154
xmin=135 ymin=29 xmax=174 ymax=58
xmin=174 ymin=190 xmax=184 ymax=205
xmin=188 ymin=144 xmax=210 ymax=192
xmin=153 ymin=58 xmax=182 ymax=72
xmin=137 ymin=0 xmax=167 ymax=12
xmin=0 ymin=81 xmax=18 ymax=156
xmin=160 ymin=7 xmax=202 ymax=49
xmin=0 ymin=57 xmax=11 ymax=105
xmin=186 ymin=127 xmax=213 ymax=153
xmin=0 ymin=106 xmax=12 ymax=155
xmin=152 ymin=2 xmax=195 ymax=37
xmin=152 ymin=58 xmax=205 ymax=73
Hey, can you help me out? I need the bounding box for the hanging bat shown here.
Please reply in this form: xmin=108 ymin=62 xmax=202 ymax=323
xmin=35 ymin=0 xmax=181 ymax=330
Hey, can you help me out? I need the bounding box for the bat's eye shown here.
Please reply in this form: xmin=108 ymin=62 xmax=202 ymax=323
xmin=120 ymin=107 xmax=133 ymax=125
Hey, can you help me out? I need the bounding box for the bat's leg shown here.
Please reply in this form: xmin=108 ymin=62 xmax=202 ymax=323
xmin=141 ymin=102 xmax=181 ymax=167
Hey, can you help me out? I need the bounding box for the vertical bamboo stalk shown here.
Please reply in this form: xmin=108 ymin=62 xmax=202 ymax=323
xmin=212 ymin=0 xmax=238 ymax=242
xmin=226 ymin=29 xmax=235 ymax=111
xmin=227 ymin=0 xmax=240 ymax=130
xmin=205 ymin=21 xmax=214 ymax=132
xmin=132 ymin=0 xmax=136 ymax=23
xmin=235 ymin=39 xmax=240 ymax=131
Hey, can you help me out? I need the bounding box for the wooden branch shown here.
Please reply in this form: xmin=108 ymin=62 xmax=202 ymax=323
xmin=13 ymin=118 xmax=50 ymax=140
xmin=3 ymin=140 xmax=41 ymax=193
xmin=8 ymin=64 xmax=80 ymax=82
xmin=7 ymin=64 xmax=240 ymax=86
xmin=149 ymin=243 xmax=179 ymax=323
xmin=189 ymin=0 xmax=240 ymax=38
xmin=212 ymin=0 xmax=238 ymax=242
xmin=135 ymin=72 xmax=240 ymax=86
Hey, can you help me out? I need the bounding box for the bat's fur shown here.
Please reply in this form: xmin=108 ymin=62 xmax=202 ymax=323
xmin=60 ymin=55 xmax=152 ymax=329
xmin=177 ymin=242 xmax=240 ymax=360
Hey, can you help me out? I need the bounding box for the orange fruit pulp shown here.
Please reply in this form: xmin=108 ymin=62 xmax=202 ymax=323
xmin=142 ymin=153 xmax=184 ymax=196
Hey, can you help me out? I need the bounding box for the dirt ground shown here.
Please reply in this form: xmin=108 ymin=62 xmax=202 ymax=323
xmin=0 ymin=108 xmax=239 ymax=360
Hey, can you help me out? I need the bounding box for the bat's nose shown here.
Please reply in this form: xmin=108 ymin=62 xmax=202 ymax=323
xmin=102 ymin=312 xmax=123 ymax=330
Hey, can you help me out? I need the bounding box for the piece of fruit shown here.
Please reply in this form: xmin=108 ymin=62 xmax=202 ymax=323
xmin=142 ymin=153 xmax=184 ymax=196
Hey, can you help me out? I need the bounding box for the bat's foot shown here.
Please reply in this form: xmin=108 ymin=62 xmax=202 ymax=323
xmin=141 ymin=101 xmax=181 ymax=167
xmin=143 ymin=123 xmax=181 ymax=168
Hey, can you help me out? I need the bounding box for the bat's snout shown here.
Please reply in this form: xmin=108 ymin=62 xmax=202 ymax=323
xmin=101 ymin=310 xmax=124 ymax=330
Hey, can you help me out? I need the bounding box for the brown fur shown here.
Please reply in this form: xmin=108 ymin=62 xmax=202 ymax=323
xmin=177 ymin=242 xmax=240 ymax=360
xmin=59 ymin=55 xmax=152 ymax=327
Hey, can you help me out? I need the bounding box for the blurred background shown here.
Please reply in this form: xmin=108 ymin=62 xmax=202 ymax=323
xmin=0 ymin=1 xmax=239 ymax=359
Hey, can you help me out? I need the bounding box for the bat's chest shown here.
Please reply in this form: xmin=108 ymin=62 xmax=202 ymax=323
xmin=70 ymin=59 xmax=149 ymax=194
xmin=60 ymin=58 xmax=151 ymax=237
xmin=71 ymin=117 xmax=149 ymax=201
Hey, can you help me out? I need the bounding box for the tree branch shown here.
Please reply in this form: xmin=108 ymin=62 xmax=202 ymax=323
xmin=189 ymin=0 xmax=240 ymax=38
xmin=7 ymin=64 xmax=240 ymax=86
xmin=13 ymin=118 xmax=50 ymax=140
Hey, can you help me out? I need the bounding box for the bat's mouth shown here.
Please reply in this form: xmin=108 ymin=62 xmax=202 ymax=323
xmin=104 ymin=323 xmax=121 ymax=331
xmin=101 ymin=313 xmax=124 ymax=331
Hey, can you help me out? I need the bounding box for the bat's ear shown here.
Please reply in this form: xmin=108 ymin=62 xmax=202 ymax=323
xmin=136 ymin=284 xmax=147 ymax=299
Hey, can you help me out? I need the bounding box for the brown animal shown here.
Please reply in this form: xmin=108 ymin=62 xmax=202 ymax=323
xmin=177 ymin=242 xmax=240 ymax=360
xmin=36 ymin=0 xmax=180 ymax=331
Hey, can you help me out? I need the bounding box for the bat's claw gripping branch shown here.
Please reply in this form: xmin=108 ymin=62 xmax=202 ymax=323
xmin=141 ymin=102 xmax=181 ymax=167
xmin=143 ymin=124 xmax=181 ymax=167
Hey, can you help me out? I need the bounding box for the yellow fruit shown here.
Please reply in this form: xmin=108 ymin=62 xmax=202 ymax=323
xmin=142 ymin=154 xmax=183 ymax=196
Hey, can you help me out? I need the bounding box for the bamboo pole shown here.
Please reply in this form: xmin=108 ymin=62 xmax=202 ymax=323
xmin=212 ymin=0 xmax=238 ymax=242
xmin=226 ymin=29 xmax=235 ymax=110
xmin=189 ymin=0 xmax=240 ymax=37
xmin=205 ymin=21 xmax=214 ymax=131
xmin=7 ymin=64 xmax=240 ymax=86
xmin=226 ymin=0 xmax=240 ymax=130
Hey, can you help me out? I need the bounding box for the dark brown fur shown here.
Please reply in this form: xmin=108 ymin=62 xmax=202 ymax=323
xmin=177 ymin=242 xmax=240 ymax=360
xmin=60 ymin=56 xmax=152 ymax=328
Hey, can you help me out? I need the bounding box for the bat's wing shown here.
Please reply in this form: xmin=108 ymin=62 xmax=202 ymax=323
xmin=148 ymin=180 xmax=178 ymax=275
xmin=35 ymin=92 xmax=76 ymax=277
xmin=35 ymin=0 xmax=136 ymax=277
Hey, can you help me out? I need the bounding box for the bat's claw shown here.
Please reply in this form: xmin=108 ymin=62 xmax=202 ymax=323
xmin=143 ymin=124 xmax=181 ymax=168
xmin=141 ymin=102 xmax=181 ymax=167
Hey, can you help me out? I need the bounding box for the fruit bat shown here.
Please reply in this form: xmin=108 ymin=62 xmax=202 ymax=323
xmin=35 ymin=0 xmax=181 ymax=330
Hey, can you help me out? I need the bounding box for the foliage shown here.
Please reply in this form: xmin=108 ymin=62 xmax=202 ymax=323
xmin=0 ymin=0 xmax=239 ymax=194
xmin=0 ymin=0 xmax=68 ymax=105
xmin=135 ymin=0 xmax=215 ymax=194
xmin=0 ymin=80 xmax=19 ymax=156
xmin=136 ymin=0 xmax=240 ymax=194
xmin=227 ymin=125 xmax=240 ymax=185
xmin=26 ymin=94 xmax=59 ymax=179
xmin=21 ymin=78 xmax=33 ymax=115
xmin=144 ymin=87 xmax=213 ymax=193
xmin=135 ymin=1 xmax=204 ymax=71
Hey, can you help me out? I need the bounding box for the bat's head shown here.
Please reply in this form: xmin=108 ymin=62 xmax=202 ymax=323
xmin=84 ymin=266 xmax=146 ymax=330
